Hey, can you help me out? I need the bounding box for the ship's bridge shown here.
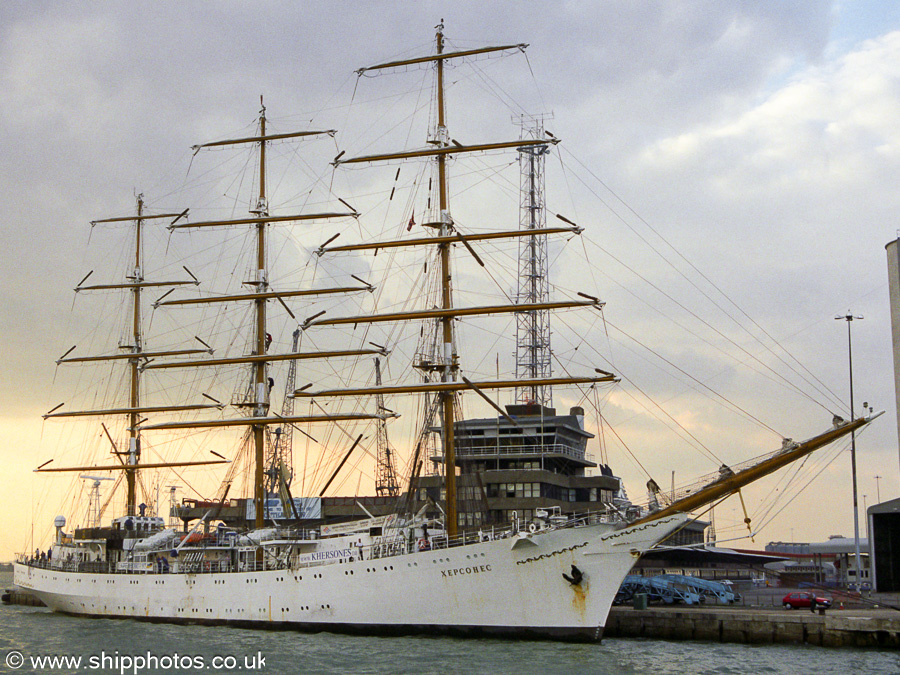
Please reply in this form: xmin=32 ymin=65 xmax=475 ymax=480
xmin=450 ymin=404 xmax=597 ymax=474
xmin=419 ymin=404 xmax=619 ymax=530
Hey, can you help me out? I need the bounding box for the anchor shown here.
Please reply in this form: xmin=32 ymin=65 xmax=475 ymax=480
xmin=563 ymin=564 xmax=583 ymax=585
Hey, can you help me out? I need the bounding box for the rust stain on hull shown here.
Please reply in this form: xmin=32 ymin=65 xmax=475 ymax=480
xmin=572 ymin=579 xmax=588 ymax=617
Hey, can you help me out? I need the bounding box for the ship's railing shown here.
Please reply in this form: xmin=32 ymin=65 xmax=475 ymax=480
xmin=410 ymin=507 xmax=621 ymax=552
xmin=17 ymin=557 xmax=108 ymax=573
xmin=16 ymin=507 xmax=627 ymax=576
xmin=456 ymin=443 xmax=588 ymax=461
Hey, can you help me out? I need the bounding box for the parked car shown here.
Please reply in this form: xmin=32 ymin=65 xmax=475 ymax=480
xmin=782 ymin=591 xmax=832 ymax=610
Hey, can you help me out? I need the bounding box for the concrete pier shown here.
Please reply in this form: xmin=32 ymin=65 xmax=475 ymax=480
xmin=606 ymin=606 xmax=900 ymax=647
xmin=1 ymin=587 xmax=45 ymax=607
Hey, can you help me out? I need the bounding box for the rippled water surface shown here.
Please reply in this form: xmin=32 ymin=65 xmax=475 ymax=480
xmin=2 ymin=571 xmax=898 ymax=674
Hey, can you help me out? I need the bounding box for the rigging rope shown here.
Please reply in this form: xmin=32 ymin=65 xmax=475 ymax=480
xmin=559 ymin=147 xmax=846 ymax=415
xmin=604 ymin=318 xmax=781 ymax=439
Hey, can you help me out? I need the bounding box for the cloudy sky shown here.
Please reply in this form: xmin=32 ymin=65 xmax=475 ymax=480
xmin=3 ymin=1 xmax=900 ymax=560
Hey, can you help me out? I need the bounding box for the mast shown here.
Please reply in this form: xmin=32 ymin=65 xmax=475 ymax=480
xmin=48 ymin=199 xmax=209 ymax=512
xmin=148 ymin=104 xmax=357 ymax=530
xmin=330 ymin=26 xmax=586 ymax=537
xmin=629 ymin=415 xmax=876 ymax=526
xmin=253 ymin=100 xmax=269 ymax=529
xmin=434 ymin=21 xmax=459 ymax=537
xmin=126 ymin=195 xmax=144 ymax=515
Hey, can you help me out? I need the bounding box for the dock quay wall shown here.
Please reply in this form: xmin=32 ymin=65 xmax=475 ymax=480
xmin=605 ymin=606 xmax=900 ymax=648
xmin=2 ymin=588 xmax=45 ymax=607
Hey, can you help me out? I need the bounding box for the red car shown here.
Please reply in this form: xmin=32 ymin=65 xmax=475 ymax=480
xmin=782 ymin=591 xmax=832 ymax=609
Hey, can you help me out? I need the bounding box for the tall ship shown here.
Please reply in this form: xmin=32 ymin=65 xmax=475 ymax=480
xmin=14 ymin=24 xmax=875 ymax=641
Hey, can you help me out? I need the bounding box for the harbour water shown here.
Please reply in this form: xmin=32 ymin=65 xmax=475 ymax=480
xmin=2 ymin=573 xmax=897 ymax=675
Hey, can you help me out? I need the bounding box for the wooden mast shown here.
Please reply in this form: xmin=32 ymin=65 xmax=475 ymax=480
xmin=434 ymin=22 xmax=459 ymax=538
xmin=331 ymin=28 xmax=553 ymax=536
xmin=138 ymin=116 xmax=354 ymax=531
xmin=126 ymin=195 xmax=144 ymax=515
xmin=47 ymin=205 xmax=207 ymax=510
xmin=629 ymin=415 xmax=876 ymax=526
xmin=253 ymin=100 xmax=269 ymax=529
xmin=52 ymin=120 xmax=353 ymax=529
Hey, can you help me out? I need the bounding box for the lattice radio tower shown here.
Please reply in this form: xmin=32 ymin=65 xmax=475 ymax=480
xmin=265 ymin=328 xmax=300 ymax=495
xmin=515 ymin=115 xmax=553 ymax=407
xmin=374 ymin=357 xmax=400 ymax=497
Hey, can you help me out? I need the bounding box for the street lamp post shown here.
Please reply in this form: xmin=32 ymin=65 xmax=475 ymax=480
xmin=836 ymin=312 xmax=863 ymax=590
xmin=864 ymin=494 xmax=868 ymax=538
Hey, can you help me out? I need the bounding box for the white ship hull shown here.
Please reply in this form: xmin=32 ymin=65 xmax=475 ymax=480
xmin=15 ymin=515 xmax=685 ymax=641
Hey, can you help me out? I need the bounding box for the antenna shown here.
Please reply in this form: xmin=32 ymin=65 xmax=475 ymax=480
xmin=514 ymin=114 xmax=554 ymax=407
xmin=165 ymin=485 xmax=181 ymax=528
xmin=374 ymin=357 xmax=400 ymax=497
xmin=79 ymin=475 xmax=114 ymax=528
xmin=265 ymin=329 xmax=300 ymax=498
